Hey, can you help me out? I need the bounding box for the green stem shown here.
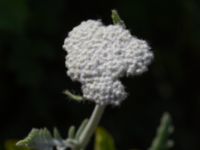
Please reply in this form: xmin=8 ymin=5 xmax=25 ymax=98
xmin=78 ymin=104 xmax=106 ymax=149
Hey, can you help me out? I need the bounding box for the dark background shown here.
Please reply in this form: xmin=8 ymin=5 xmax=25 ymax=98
xmin=0 ymin=0 xmax=200 ymax=149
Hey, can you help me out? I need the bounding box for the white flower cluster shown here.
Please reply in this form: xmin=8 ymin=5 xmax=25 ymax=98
xmin=63 ymin=20 xmax=153 ymax=105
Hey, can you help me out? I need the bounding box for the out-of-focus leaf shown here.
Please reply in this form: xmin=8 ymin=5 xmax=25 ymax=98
xmin=68 ymin=126 xmax=76 ymax=139
xmin=111 ymin=9 xmax=125 ymax=28
xmin=94 ymin=127 xmax=116 ymax=150
xmin=148 ymin=112 xmax=174 ymax=150
xmin=16 ymin=128 xmax=65 ymax=150
xmin=5 ymin=140 xmax=30 ymax=150
xmin=16 ymin=128 xmax=53 ymax=150
xmin=53 ymin=128 xmax=62 ymax=140
xmin=75 ymin=119 xmax=88 ymax=140
xmin=63 ymin=90 xmax=84 ymax=102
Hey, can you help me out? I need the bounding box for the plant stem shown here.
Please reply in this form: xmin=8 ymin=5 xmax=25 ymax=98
xmin=78 ymin=104 xmax=106 ymax=149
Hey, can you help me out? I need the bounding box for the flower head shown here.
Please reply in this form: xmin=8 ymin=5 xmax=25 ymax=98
xmin=63 ymin=20 xmax=153 ymax=105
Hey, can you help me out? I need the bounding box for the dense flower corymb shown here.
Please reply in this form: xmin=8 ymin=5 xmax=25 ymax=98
xmin=63 ymin=20 xmax=153 ymax=106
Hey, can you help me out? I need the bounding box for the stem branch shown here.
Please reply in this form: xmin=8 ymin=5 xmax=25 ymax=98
xmin=78 ymin=104 xmax=106 ymax=149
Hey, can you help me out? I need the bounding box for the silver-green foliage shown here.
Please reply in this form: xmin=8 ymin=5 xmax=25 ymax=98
xmin=16 ymin=128 xmax=66 ymax=150
xmin=148 ymin=112 xmax=174 ymax=150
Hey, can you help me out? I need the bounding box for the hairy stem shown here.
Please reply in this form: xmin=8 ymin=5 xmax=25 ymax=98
xmin=78 ymin=104 xmax=106 ymax=149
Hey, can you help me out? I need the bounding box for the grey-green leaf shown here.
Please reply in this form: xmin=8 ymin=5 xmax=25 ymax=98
xmin=63 ymin=90 xmax=84 ymax=102
xmin=68 ymin=126 xmax=76 ymax=139
xmin=148 ymin=112 xmax=174 ymax=150
xmin=75 ymin=119 xmax=89 ymax=140
xmin=94 ymin=127 xmax=116 ymax=150
xmin=53 ymin=128 xmax=62 ymax=139
xmin=111 ymin=9 xmax=125 ymax=28
xmin=16 ymin=128 xmax=53 ymax=150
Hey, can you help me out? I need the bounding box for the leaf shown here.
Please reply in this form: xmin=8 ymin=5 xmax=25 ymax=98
xmin=68 ymin=126 xmax=76 ymax=139
xmin=53 ymin=128 xmax=62 ymax=140
xmin=111 ymin=9 xmax=126 ymax=28
xmin=16 ymin=128 xmax=53 ymax=150
xmin=5 ymin=140 xmax=30 ymax=150
xmin=63 ymin=90 xmax=84 ymax=102
xmin=148 ymin=112 xmax=174 ymax=150
xmin=16 ymin=128 xmax=68 ymax=150
xmin=75 ymin=119 xmax=89 ymax=140
xmin=94 ymin=127 xmax=116 ymax=150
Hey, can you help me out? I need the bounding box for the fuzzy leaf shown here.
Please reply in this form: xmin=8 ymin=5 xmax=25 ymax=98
xmin=63 ymin=90 xmax=84 ymax=102
xmin=68 ymin=126 xmax=76 ymax=139
xmin=111 ymin=9 xmax=125 ymax=28
xmin=148 ymin=112 xmax=174 ymax=150
xmin=75 ymin=119 xmax=88 ymax=140
xmin=53 ymin=128 xmax=62 ymax=140
xmin=16 ymin=128 xmax=53 ymax=150
xmin=94 ymin=127 xmax=116 ymax=150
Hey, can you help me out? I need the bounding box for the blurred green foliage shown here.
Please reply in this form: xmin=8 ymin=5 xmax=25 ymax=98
xmin=4 ymin=140 xmax=30 ymax=150
xmin=149 ymin=113 xmax=173 ymax=150
xmin=95 ymin=127 xmax=116 ymax=150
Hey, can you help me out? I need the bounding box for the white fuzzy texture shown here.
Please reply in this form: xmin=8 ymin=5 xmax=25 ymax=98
xmin=63 ymin=20 xmax=153 ymax=105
